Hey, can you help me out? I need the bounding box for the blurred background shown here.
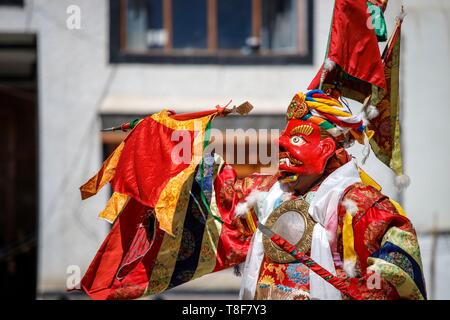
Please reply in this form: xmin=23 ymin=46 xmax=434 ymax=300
xmin=0 ymin=0 xmax=449 ymax=300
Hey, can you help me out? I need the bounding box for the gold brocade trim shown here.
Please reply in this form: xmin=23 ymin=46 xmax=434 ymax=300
xmin=150 ymin=109 xmax=213 ymax=131
xmin=151 ymin=110 xmax=214 ymax=235
xmin=145 ymin=174 xmax=195 ymax=295
xmin=80 ymin=142 xmax=125 ymax=200
xmin=381 ymin=227 xmax=422 ymax=268
xmin=389 ymin=29 xmax=403 ymax=176
xmin=367 ymin=257 xmax=424 ymax=300
xmin=390 ymin=117 xmax=403 ymax=176
xmin=98 ymin=192 xmax=130 ymax=223
xmin=190 ymin=200 xmax=223 ymax=279
xmin=369 ymin=23 xmax=403 ymax=176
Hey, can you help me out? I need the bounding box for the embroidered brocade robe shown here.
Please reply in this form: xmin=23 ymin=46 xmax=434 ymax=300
xmin=219 ymin=167 xmax=426 ymax=300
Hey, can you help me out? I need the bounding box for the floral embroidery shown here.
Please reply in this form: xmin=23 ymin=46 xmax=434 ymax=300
xmin=385 ymin=252 xmax=414 ymax=277
xmin=409 ymin=287 xmax=424 ymax=300
xmin=382 ymin=227 xmax=422 ymax=267
xmin=259 ymin=275 xmax=275 ymax=287
xmin=364 ymin=220 xmax=389 ymax=254
xmin=286 ymin=263 xmax=309 ymax=285
xmin=172 ymin=270 xmax=196 ymax=284
xmin=386 ymin=270 xmax=407 ymax=287
xmin=109 ymin=283 xmax=146 ymax=300
xmin=265 ymin=263 xmax=287 ymax=283
xmin=177 ymin=229 xmax=195 ymax=261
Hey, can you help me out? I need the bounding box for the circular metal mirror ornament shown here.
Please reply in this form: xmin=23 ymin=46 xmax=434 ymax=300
xmin=262 ymin=199 xmax=316 ymax=264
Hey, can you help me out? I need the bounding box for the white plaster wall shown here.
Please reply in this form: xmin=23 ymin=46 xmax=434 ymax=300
xmin=0 ymin=0 xmax=111 ymax=292
xmin=395 ymin=0 xmax=450 ymax=232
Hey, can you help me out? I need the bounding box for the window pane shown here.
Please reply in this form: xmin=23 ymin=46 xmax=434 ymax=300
xmin=172 ymin=0 xmax=207 ymax=49
xmin=126 ymin=0 xmax=165 ymax=51
xmin=217 ymin=0 xmax=252 ymax=50
xmin=121 ymin=0 xmax=311 ymax=60
xmin=262 ymin=0 xmax=298 ymax=53
xmin=146 ymin=0 xmax=164 ymax=49
xmin=0 ymin=0 xmax=24 ymax=6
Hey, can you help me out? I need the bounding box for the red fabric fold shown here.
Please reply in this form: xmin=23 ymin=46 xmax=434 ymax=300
xmin=309 ymin=0 xmax=386 ymax=91
xmin=111 ymin=117 xmax=194 ymax=208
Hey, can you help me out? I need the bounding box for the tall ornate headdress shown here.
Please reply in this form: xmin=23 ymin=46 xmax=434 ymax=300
xmin=286 ymin=90 xmax=373 ymax=153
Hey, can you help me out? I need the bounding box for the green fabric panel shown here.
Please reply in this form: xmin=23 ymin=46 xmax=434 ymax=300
xmin=367 ymin=2 xmax=388 ymax=42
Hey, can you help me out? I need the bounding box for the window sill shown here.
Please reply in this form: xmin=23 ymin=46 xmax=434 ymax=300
xmin=110 ymin=50 xmax=313 ymax=65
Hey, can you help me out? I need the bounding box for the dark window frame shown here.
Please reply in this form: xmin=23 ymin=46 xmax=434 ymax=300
xmin=0 ymin=0 xmax=24 ymax=6
xmin=109 ymin=0 xmax=314 ymax=65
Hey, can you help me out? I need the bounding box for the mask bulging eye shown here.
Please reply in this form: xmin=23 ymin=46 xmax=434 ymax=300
xmin=290 ymin=136 xmax=305 ymax=146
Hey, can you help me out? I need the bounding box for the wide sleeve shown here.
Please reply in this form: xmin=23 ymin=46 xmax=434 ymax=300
xmin=208 ymin=160 xmax=278 ymax=271
xmin=214 ymin=163 xmax=278 ymax=235
xmin=339 ymin=184 xmax=427 ymax=300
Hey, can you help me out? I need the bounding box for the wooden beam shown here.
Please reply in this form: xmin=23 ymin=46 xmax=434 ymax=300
xmin=297 ymin=0 xmax=308 ymax=56
xmin=119 ymin=0 xmax=128 ymax=50
xmin=163 ymin=0 xmax=173 ymax=50
xmin=102 ymin=131 xmax=129 ymax=145
xmin=207 ymin=0 xmax=218 ymax=51
xmin=252 ymin=0 xmax=262 ymax=39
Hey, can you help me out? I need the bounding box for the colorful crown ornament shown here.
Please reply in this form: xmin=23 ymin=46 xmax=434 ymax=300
xmin=286 ymin=94 xmax=308 ymax=120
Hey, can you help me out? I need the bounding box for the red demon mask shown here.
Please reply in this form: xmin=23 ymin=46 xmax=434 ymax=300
xmin=278 ymin=119 xmax=336 ymax=177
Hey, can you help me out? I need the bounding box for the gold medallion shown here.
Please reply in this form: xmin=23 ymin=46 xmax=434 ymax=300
xmin=262 ymin=199 xmax=315 ymax=264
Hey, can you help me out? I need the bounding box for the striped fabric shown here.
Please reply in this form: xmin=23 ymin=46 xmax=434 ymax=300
xmin=81 ymin=154 xmax=252 ymax=300
xmin=368 ymin=227 xmax=427 ymax=299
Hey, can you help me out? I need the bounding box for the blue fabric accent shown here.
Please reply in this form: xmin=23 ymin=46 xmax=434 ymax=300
xmin=301 ymin=113 xmax=312 ymax=121
xmin=304 ymin=191 xmax=316 ymax=205
xmin=286 ymin=263 xmax=309 ymax=285
xmin=195 ymin=153 xmax=214 ymax=200
xmin=276 ymin=284 xmax=295 ymax=292
xmin=274 ymin=197 xmax=284 ymax=209
xmin=168 ymin=177 xmax=208 ymax=289
xmin=306 ymin=89 xmax=325 ymax=97
xmin=371 ymin=241 xmax=427 ymax=299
